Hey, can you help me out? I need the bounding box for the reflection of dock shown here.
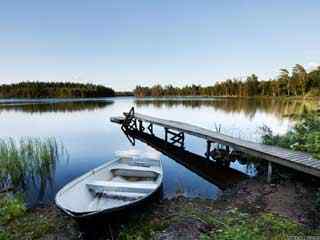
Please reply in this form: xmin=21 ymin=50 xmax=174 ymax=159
xmin=112 ymin=107 xmax=320 ymax=181
xmin=122 ymin=129 xmax=247 ymax=190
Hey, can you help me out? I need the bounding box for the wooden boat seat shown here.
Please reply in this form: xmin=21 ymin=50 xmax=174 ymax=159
xmin=120 ymin=158 xmax=160 ymax=167
xmin=110 ymin=165 xmax=160 ymax=179
xmin=86 ymin=180 xmax=157 ymax=195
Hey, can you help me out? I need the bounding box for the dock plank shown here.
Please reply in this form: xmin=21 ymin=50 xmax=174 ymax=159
xmin=130 ymin=112 xmax=320 ymax=177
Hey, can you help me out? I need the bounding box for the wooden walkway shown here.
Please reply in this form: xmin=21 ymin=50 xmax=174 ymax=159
xmin=112 ymin=108 xmax=320 ymax=178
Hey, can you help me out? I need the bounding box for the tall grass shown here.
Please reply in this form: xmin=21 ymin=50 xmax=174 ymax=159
xmin=0 ymin=137 xmax=67 ymax=192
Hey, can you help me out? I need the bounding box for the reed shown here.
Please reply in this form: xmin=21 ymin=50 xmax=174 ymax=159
xmin=0 ymin=137 xmax=67 ymax=192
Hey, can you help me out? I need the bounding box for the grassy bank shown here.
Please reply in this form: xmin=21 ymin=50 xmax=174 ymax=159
xmin=0 ymin=193 xmax=79 ymax=240
xmin=0 ymin=137 xmax=71 ymax=240
xmin=1 ymin=176 xmax=319 ymax=240
xmin=118 ymin=177 xmax=320 ymax=240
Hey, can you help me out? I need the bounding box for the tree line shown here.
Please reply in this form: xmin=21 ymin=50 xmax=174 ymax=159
xmin=0 ymin=82 xmax=115 ymax=98
xmin=134 ymin=64 xmax=320 ymax=97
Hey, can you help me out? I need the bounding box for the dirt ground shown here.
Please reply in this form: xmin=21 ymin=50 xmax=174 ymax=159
xmin=226 ymin=179 xmax=319 ymax=227
xmin=150 ymin=179 xmax=320 ymax=240
xmin=48 ymin=178 xmax=320 ymax=239
xmin=2 ymin=177 xmax=319 ymax=240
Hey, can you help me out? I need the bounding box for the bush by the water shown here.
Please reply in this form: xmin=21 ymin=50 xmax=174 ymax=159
xmin=261 ymin=112 xmax=320 ymax=159
xmin=0 ymin=195 xmax=26 ymax=225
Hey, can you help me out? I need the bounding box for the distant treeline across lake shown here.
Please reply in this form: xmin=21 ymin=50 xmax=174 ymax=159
xmin=134 ymin=64 xmax=320 ymax=97
xmin=0 ymin=82 xmax=115 ymax=98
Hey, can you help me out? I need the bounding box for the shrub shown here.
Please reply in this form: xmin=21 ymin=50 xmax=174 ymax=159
xmin=0 ymin=195 xmax=26 ymax=224
xmin=261 ymin=113 xmax=320 ymax=159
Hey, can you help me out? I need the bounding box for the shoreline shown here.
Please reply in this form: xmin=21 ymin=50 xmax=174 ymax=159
xmin=1 ymin=175 xmax=319 ymax=240
xmin=0 ymin=95 xmax=319 ymax=100
xmin=134 ymin=95 xmax=320 ymax=100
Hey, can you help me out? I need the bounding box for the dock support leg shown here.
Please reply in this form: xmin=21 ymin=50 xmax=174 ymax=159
xmin=225 ymin=145 xmax=231 ymax=166
xmin=164 ymin=128 xmax=185 ymax=148
xmin=147 ymin=123 xmax=153 ymax=135
xmin=226 ymin=145 xmax=230 ymax=154
xmin=181 ymin=132 xmax=185 ymax=148
xmin=138 ymin=120 xmax=144 ymax=132
xmin=206 ymin=141 xmax=212 ymax=159
xmin=267 ymin=161 xmax=272 ymax=183
xmin=165 ymin=128 xmax=168 ymax=143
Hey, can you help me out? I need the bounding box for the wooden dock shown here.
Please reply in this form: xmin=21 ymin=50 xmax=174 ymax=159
xmin=111 ymin=107 xmax=320 ymax=180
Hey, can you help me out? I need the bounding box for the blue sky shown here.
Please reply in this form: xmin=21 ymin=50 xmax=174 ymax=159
xmin=0 ymin=0 xmax=319 ymax=90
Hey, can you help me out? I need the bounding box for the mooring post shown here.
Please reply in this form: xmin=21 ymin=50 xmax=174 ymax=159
xmin=206 ymin=140 xmax=211 ymax=159
xmin=267 ymin=161 xmax=272 ymax=183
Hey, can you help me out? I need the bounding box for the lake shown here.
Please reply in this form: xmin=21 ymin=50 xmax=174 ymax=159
xmin=0 ymin=97 xmax=317 ymax=206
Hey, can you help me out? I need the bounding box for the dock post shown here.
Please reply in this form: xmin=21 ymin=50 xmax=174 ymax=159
xmin=147 ymin=123 xmax=153 ymax=135
xmin=206 ymin=141 xmax=211 ymax=159
xmin=226 ymin=145 xmax=230 ymax=154
xmin=181 ymin=132 xmax=185 ymax=148
xmin=267 ymin=161 xmax=272 ymax=183
xmin=165 ymin=128 xmax=168 ymax=143
xmin=139 ymin=120 xmax=143 ymax=132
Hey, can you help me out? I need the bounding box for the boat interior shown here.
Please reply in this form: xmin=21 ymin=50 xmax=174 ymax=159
xmin=56 ymin=157 xmax=162 ymax=214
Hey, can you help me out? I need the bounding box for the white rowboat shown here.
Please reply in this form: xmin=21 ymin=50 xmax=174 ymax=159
xmin=55 ymin=156 xmax=163 ymax=218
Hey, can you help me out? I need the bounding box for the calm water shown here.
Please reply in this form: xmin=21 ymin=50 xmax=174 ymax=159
xmin=0 ymin=97 xmax=317 ymax=205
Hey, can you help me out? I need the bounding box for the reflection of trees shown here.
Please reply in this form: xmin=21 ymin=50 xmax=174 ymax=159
xmin=135 ymin=98 xmax=318 ymax=118
xmin=0 ymin=138 xmax=68 ymax=202
xmin=0 ymin=100 xmax=113 ymax=113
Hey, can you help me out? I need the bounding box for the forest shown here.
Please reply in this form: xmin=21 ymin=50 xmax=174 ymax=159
xmin=134 ymin=64 xmax=320 ymax=97
xmin=0 ymin=82 xmax=115 ymax=98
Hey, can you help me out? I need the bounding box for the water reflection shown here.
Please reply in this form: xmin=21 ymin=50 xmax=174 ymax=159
xmin=0 ymin=100 xmax=113 ymax=113
xmin=0 ymin=97 xmax=314 ymax=205
xmin=135 ymin=98 xmax=318 ymax=118
xmin=122 ymin=129 xmax=248 ymax=190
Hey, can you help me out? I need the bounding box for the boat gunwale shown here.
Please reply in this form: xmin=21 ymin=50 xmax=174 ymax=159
xmin=55 ymin=157 xmax=163 ymax=219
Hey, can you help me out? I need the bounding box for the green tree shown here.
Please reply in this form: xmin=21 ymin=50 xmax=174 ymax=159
xmin=292 ymin=64 xmax=308 ymax=95
xmin=279 ymin=69 xmax=291 ymax=96
xmin=246 ymin=74 xmax=259 ymax=96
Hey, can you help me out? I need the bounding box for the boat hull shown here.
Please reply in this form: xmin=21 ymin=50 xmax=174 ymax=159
xmin=56 ymin=183 xmax=163 ymax=221
xmin=55 ymin=157 xmax=163 ymax=221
